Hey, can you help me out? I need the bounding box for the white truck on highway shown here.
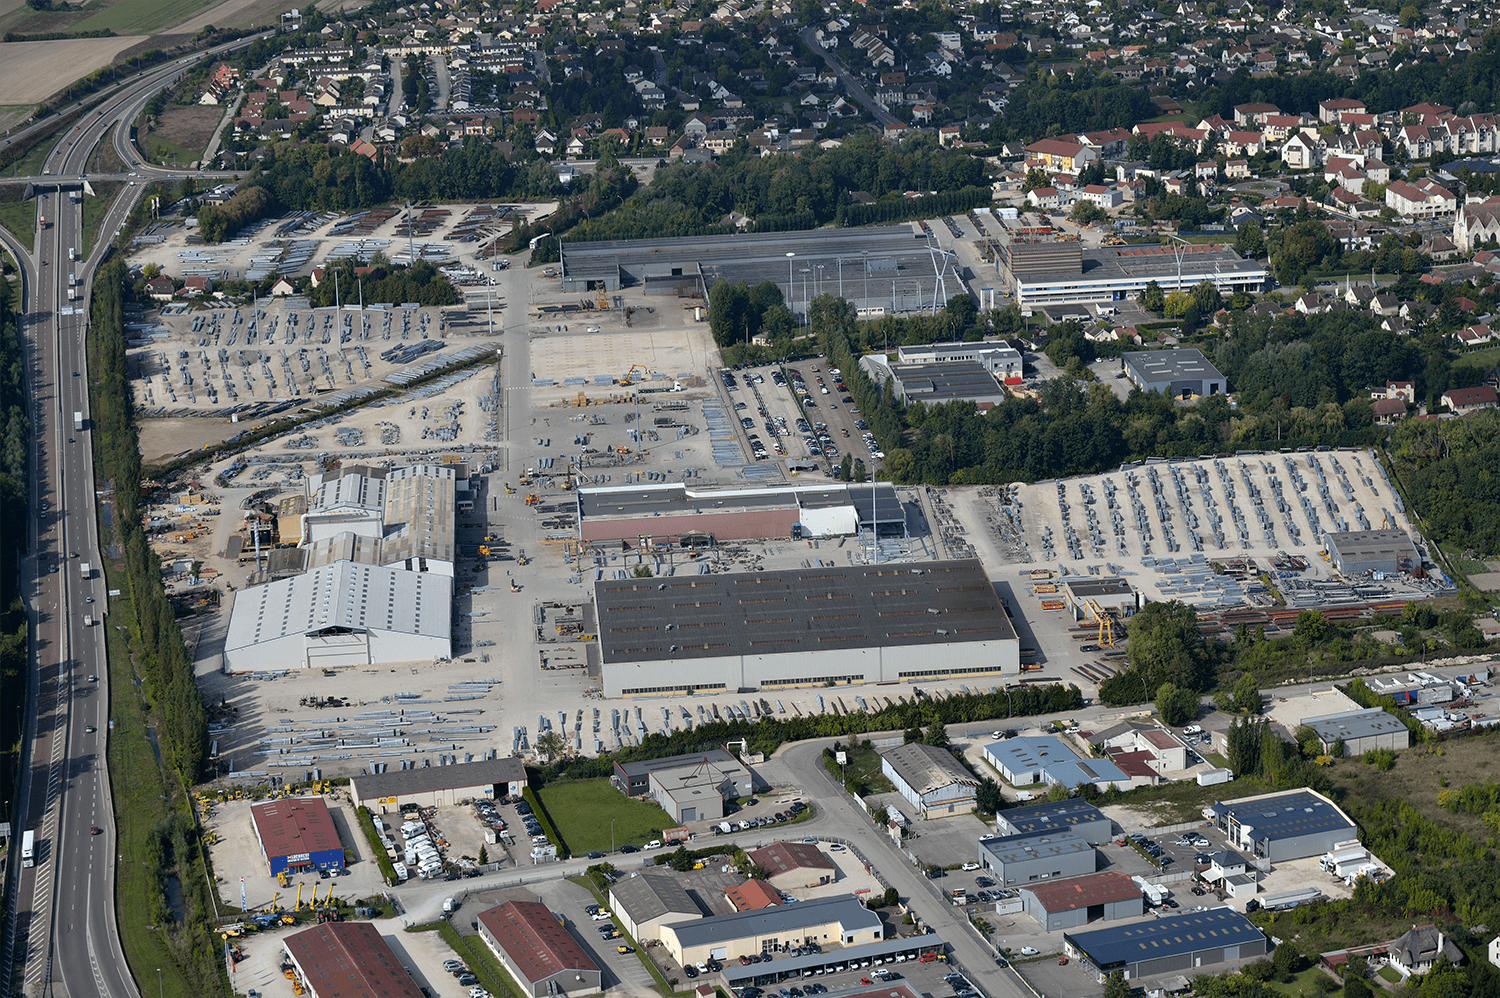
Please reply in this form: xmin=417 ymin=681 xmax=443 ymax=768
xmin=80 ymin=562 xmax=91 ymax=580
xmin=74 ymin=411 xmax=84 ymax=431
xmin=21 ymin=830 xmax=34 ymax=868
xmin=84 ymin=614 xmax=94 ymax=627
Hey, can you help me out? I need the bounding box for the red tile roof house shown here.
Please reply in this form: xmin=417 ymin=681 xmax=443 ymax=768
xmin=1441 ymin=385 xmax=1498 ymax=413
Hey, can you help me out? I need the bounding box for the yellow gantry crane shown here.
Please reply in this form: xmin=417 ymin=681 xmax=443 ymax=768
xmin=1083 ymin=598 xmax=1117 ymax=647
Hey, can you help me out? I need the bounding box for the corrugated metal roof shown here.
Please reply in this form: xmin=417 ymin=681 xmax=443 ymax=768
xmin=251 ymin=797 xmax=342 ymax=860
xmin=477 ymin=900 xmax=600 ymax=985
xmin=284 ymin=922 xmax=424 ymax=998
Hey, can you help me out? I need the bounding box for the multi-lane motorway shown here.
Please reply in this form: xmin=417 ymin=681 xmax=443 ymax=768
xmin=0 ymin=35 xmax=268 ymax=998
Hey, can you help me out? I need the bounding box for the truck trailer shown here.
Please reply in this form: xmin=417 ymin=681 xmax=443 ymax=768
xmin=74 ymin=411 xmax=84 ymax=432
xmin=21 ymin=830 xmax=34 ymax=867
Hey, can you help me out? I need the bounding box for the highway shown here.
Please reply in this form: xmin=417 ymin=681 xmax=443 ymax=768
xmin=0 ymin=33 xmax=270 ymax=998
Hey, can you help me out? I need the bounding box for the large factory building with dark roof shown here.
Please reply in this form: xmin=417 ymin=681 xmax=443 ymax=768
xmin=593 ymin=559 xmax=1019 ymax=697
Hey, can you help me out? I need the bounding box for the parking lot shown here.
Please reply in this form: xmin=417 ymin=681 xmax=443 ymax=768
xmin=716 ymin=361 xmax=882 ymax=479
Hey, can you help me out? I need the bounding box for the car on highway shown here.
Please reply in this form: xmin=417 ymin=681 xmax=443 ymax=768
xmin=85 ymin=725 xmax=95 ymax=733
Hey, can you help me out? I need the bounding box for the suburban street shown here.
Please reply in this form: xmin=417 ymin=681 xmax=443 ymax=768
xmin=797 ymin=27 xmax=900 ymax=129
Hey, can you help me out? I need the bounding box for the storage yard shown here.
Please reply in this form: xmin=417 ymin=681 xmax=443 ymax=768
xmin=116 ymin=207 xmax=1460 ymax=782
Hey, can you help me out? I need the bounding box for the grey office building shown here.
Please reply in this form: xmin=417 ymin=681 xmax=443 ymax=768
xmin=995 ymin=800 xmax=1114 ymax=845
xmin=977 ymin=827 xmax=1097 ymax=887
xmin=1122 ymin=348 xmax=1226 ymax=399
xmin=1324 ymin=530 xmax=1419 ymax=576
xmin=1207 ymin=789 xmax=1358 ymax=862
xmin=1065 ymin=909 xmax=1269 ymax=982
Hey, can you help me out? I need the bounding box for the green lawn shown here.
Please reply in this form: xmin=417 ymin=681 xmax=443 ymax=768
xmin=0 ymin=197 xmax=35 ymax=252
xmin=142 ymin=131 xmax=199 ymax=169
xmin=1266 ymin=966 xmax=1339 ymax=997
xmin=5 ymin=140 xmax=52 ymax=181
xmin=1455 ymin=344 xmax=1500 ymax=370
xmin=827 ymin=741 xmax=896 ymax=795
xmin=81 ymin=180 xmax=122 ymax=257
xmin=538 ymin=780 xmax=675 ymax=854
xmin=71 ymin=0 xmax=218 ymax=34
xmin=1378 ymin=967 xmax=1402 ymax=983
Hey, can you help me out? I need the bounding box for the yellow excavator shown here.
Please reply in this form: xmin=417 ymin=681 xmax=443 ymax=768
xmin=525 ymin=493 xmax=540 ymax=506
xmin=618 ymin=363 xmax=647 ymax=385
xmin=503 ymin=483 xmax=516 ymax=494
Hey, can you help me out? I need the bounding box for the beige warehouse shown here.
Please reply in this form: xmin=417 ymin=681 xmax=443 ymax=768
xmin=609 ymin=872 xmax=703 ymax=940
xmin=658 ymin=895 xmax=881 ymax=965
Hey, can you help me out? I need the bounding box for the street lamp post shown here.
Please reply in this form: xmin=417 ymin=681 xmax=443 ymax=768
xmin=863 ymin=251 xmax=869 ymax=313
xmin=786 ymin=252 xmax=795 ymax=318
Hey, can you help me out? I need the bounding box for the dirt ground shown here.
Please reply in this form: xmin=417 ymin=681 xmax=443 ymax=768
xmin=201 ymin=794 xmax=389 ymax=910
xmin=0 ymin=36 xmax=147 ymax=104
xmin=138 ymin=416 xmax=249 ymax=464
xmin=151 ymin=104 xmax=224 ymax=158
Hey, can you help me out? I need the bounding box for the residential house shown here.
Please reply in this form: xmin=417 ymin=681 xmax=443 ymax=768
xmin=1386 ymin=926 xmax=1464 ymax=977
xmin=1025 ymin=138 xmax=1099 ymax=173
xmin=1319 ymin=97 xmax=1367 ymax=124
xmin=1386 ymin=178 xmax=1457 ymax=218
xmin=1440 ymin=385 xmax=1498 ymax=413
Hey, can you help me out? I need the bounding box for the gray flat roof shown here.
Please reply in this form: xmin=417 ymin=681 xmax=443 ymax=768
xmin=610 ymin=872 xmax=701 ymax=924
xmin=978 ymin=827 xmax=1093 ymax=865
xmin=664 ymin=895 xmax=880 ymax=950
xmin=1064 ymin=908 xmax=1265 ymax=970
xmin=1210 ymin=790 xmax=1355 ymax=842
xmin=577 ymin=483 xmax=904 ymax=527
xmin=1325 ymin=530 xmax=1418 ymax=559
xmin=594 ymin=559 xmax=1016 ymax=665
xmin=1017 ymin=245 xmax=1265 ymax=285
xmin=352 ymin=757 xmax=525 ymax=800
xmin=1060 ymin=578 xmax=1135 ymax=600
xmin=1122 ymin=348 xmax=1225 ymax=384
xmin=1301 ymin=707 xmax=1408 ymax=742
xmin=559 ymin=226 xmax=957 ymax=305
xmin=720 ymin=935 xmax=944 ymax=984
xmin=615 ymin=749 xmax=747 ymax=780
xmin=996 ymin=799 xmax=1109 ymax=837
xmin=891 ymin=362 xmax=1005 ymax=402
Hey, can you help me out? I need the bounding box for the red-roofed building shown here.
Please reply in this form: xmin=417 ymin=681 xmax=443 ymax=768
xmin=1017 ymin=872 xmax=1144 ymax=930
xmin=1441 ymin=385 xmax=1498 ymax=413
xmin=1372 ymin=398 xmax=1408 ymax=424
xmin=283 ymin=923 xmax=423 ymax=998
xmin=726 ymin=878 xmax=784 ymax=911
xmin=747 ymin=841 xmax=836 ymax=891
xmin=1109 ymin=750 xmax=1160 ymax=781
xmin=249 ymin=797 xmax=345 ymax=876
xmin=477 ymin=900 xmax=602 ymax=997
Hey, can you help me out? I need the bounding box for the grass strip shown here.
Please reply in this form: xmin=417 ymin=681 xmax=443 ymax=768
xmin=81 ymin=180 xmax=123 ymax=258
xmin=569 ymin=874 xmax=690 ymax=996
xmin=536 ymin=780 xmax=674 ymax=854
xmin=355 ymin=806 xmax=398 ymax=885
xmin=437 ymin=922 xmax=531 ymax=998
xmin=0 ymin=196 xmax=35 ymax=253
xmin=522 ymin=786 xmax=570 ymax=858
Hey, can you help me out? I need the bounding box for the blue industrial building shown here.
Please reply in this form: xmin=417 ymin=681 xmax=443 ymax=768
xmin=250 ymin=797 xmax=346 ymax=877
xmin=1064 ymin=908 xmax=1269 ymax=981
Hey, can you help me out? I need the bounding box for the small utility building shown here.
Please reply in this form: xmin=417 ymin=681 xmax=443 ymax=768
xmin=283 ymin=923 xmax=423 ymax=998
xmin=1323 ymin=530 xmax=1419 ymax=576
xmin=1207 ymin=789 xmax=1357 ymax=862
xmin=477 ymin=900 xmax=602 ymax=998
xmin=350 ymin=756 xmax=527 ymax=810
xmin=977 ymin=828 xmax=1097 ymax=887
xmin=983 ymin=736 xmax=1130 ymax=792
xmin=880 ymin=742 xmax=980 ymax=817
xmin=1301 ymin=707 xmax=1410 ymax=757
xmin=610 ymin=872 xmax=703 ymax=940
xmin=1122 ymin=348 xmax=1226 ymax=400
xmin=748 ymin=841 xmax=837 ymax=891
xmin=250 ymin=797 xmax=345 ymax=877
xmin=995 ymin=800 xmax=1113 ymax=845
xmin=1019 ymin=872 xmax=1143 ymax=931
xmin=1064 ymin=908 xmax=1269 ymax=982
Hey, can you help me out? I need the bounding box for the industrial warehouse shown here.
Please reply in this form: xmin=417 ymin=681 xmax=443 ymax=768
xmin=249 ymin=797 xmax=346 ymax=877
xmin=1063 ymin=909 xmax=1269 ymax=982
xmin=657 ymin=894 xmax=883 ymax=966
xmin=1121 ymin=348 xmax=1227 ymax=399
xmin=350 ymin=756 xmax=527 ymax=810
xmin=478 ymin=900 xmax=602 ymax=997
xmin=575 ymin=481 xmax=907 ymax=546
xmin=997 ymin=240 xmax=1267 ymax=312
xmin=220 ymin=463 xmax=458 ymax=672
xmin=592 ymin=559 xmax=1019 ymax=697
xmin=282 ymin=923 xmax=423 ymax=998
xmin=556 ymin=226 xmax=961 ymax=316
xmin=1206 ymin=789 xmax=1359 ymax=862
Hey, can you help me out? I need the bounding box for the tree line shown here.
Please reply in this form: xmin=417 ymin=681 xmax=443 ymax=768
xmin=87 ymin=260 xmax=209 ymax=783
xmin=529 ymin=683 xmax=1082 ymax=786
xmin=0 ymin=268 xmax=29 ymax=831
xmin=306 ymin=257 xmax=460 ymax=308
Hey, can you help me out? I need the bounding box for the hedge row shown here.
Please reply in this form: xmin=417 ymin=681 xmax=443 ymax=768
xmin=355 ymin=806 xmax=399 ymax=885
xmin=521 ymin=786 xmax=570 ymax=859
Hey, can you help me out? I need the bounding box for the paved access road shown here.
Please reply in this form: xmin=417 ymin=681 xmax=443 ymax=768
xmin=0 ymin=32 xmax=271 ymax=998
xmin=796 ymin=27 xmax=900 ymax=130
